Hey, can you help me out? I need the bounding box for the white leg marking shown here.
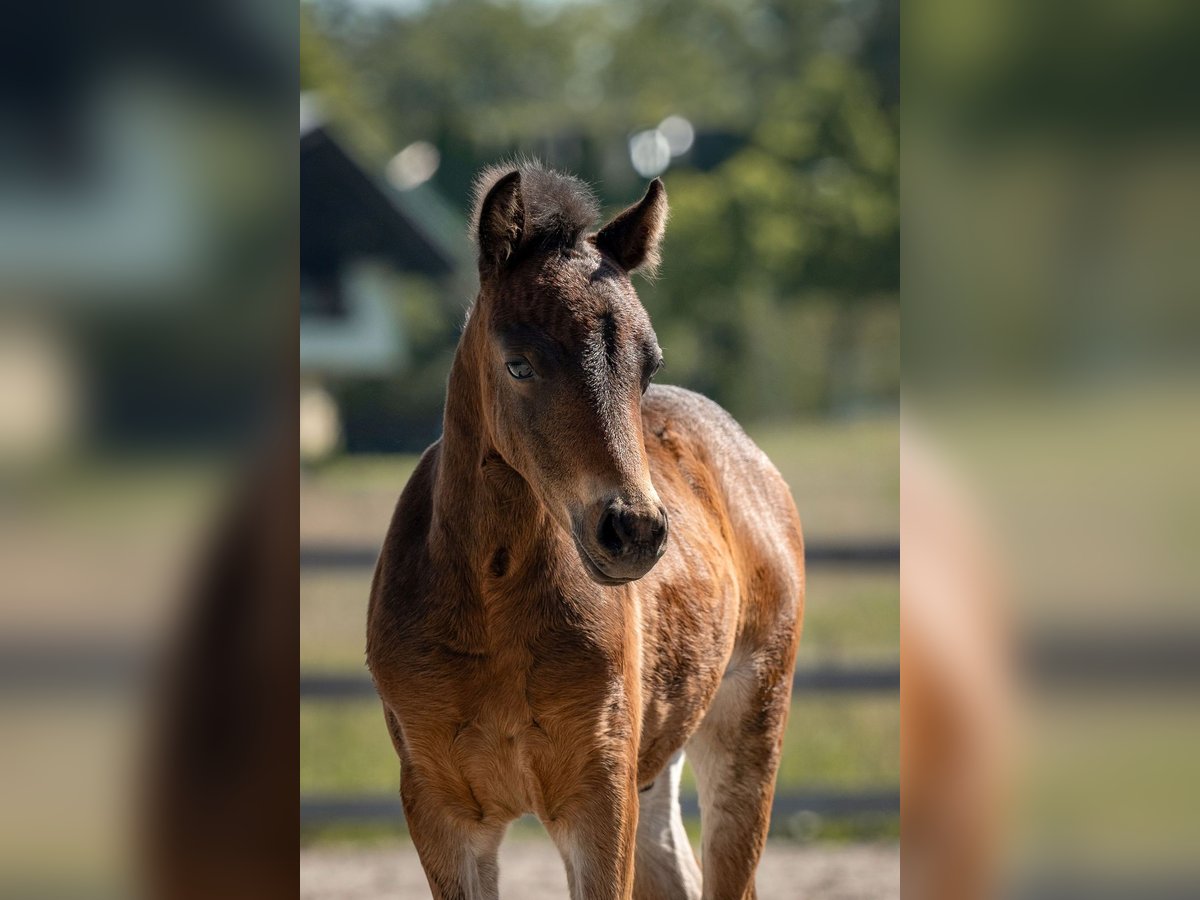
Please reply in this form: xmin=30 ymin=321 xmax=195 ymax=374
xmin=636 ymin=750 xmax=702 ymax=899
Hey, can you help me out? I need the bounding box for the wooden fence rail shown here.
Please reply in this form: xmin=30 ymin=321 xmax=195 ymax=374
xmin=300 ymin=665 xmax=899 ymax=700
xmin=300 ymin=541 xmax=900 ymax=571
xmin=301 ymin=790 xmax=901 ymax=828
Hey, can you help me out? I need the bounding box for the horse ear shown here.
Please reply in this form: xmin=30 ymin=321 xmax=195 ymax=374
xmin=595 ymin=178 xmax=668 ymax=274
xmin=475 ymin=169 xmax=526 ymax=277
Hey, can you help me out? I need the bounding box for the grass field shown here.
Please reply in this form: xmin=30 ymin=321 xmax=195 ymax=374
xmin=300 ymin=415 xmax=898 ymax=843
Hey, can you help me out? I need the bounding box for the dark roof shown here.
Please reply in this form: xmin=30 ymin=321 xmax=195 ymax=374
xmin=301 ymin=124 xmax=460 ymax=279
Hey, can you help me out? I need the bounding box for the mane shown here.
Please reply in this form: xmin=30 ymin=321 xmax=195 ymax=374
xmin=470 ymin=158 xmax=600 ymax=253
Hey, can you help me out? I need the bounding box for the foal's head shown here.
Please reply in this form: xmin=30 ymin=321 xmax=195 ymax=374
xmin=469 ymin=162 xmax=669 ymax=585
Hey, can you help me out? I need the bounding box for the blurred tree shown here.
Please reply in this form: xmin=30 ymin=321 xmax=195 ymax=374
xmin=303 ymin=0 xmax=898 ymax=432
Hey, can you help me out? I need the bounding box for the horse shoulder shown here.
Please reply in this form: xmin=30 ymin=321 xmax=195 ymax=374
xmin=641 ymin=384 xmax=804 ymax=633
xmin=366 ymin=441 xmax=442 ymax=678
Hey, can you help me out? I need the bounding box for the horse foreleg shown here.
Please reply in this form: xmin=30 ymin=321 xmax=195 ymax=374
xmin=633 ymin=749 xmax=702 ymax=900
xmin=686 ymin=654 xmax=794 ymax=900
xmin=400 ymin=765 xmax=506 ymax=900
xmin=543 ymin=757 xmax=640 ymax=900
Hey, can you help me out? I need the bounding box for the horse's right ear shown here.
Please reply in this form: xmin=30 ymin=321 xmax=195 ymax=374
xmin=475 ymin=170 xmax=526 ymax=278
xmin=595 ymin=178 xmax=668 ymax=275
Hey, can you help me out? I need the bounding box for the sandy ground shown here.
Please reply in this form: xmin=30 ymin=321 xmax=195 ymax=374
xmin=300 ymin=840 xmax=899 ymax=899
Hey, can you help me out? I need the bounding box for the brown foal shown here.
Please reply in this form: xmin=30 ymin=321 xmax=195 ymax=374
xmin=366 ymin=162 xmax=804 ymax=900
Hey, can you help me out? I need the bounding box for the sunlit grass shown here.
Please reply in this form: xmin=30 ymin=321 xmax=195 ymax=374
xmin=799 ymin=570 xmax=899 ymax=664
xmin=750 ymin=417 xmax=898 ymax=540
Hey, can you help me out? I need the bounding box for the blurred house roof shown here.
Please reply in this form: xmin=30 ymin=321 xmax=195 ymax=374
xmin=300 ymin=95 xmax=464 ymax=281
xmin=301 ymin=95 xmax=467 ymax=378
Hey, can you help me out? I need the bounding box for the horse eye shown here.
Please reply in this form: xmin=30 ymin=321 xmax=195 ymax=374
xmin=506 ymin=359 xmax=535 ymax=380
xmin=641 ymin=358 xmax=664 ymax=394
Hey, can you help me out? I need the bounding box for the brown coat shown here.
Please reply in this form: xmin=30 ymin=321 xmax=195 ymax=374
xmin=367 ymin=163 xmax=803 ymax=900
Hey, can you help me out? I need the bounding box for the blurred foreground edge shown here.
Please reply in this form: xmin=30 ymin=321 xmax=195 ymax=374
xmin=140 ymin=440 xmax=298 ymax=900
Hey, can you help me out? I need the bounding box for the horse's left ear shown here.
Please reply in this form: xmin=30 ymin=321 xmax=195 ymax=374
xmin=595 ymin=178 xmax=668 ymax=275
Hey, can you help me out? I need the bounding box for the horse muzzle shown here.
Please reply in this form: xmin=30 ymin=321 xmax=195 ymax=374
xmin=574 ymin=498 xmax=668 ymax=585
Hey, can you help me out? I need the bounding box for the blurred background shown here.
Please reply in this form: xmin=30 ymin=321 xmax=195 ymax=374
xmin=10 ymin=0 xmax=1193 ymax=895
xmin=0 ymin=1 xmax=295 ymax=897
xmin=298 ymin=0 xmax=900 ymax=895
xmin=905 ymin=0 xmax=1200 ymax=897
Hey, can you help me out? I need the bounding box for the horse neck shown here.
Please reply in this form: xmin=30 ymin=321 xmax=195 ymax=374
xmin=430 ymin=309 xmax=555 ymax=569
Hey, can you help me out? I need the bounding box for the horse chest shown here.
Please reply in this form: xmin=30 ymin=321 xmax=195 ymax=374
xmin=394 ymin=643 xmax=623 ymax=821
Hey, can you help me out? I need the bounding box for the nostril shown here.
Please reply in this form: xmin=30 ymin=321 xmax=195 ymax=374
xmin=651 ymin=509 xmax=668 ymax=551
xmin=597 ymin=508 xmax=625 ymax=555
xmin=596 ymin=503 xmax=668 ymax=559
xmin=621 ymin=509 xmax=667 ymax=552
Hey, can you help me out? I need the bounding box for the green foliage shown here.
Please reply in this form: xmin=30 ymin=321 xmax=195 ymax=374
xmin=307 ymin=0 xmax=898 ymax=423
